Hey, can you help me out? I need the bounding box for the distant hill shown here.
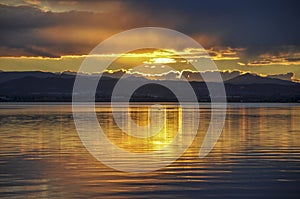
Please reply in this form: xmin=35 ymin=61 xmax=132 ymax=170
xmin=0 ymin=71 xmax=74 ymax=84
xmin=225 ymin=73 xmax=295 ymax=86
xmin=0 ymin=71 xmax=299 ymax=102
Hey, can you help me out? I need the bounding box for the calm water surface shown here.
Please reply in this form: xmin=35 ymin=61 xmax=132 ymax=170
xmin=0 ymin=103 xmax=300 ymax=198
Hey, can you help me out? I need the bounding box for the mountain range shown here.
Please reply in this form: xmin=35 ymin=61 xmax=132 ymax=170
xmin=0 ymin=71 xmax=299 ymax=102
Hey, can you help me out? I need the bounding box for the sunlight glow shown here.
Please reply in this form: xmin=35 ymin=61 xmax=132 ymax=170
xmin=146 ymin=58 xmax=177 ymax=64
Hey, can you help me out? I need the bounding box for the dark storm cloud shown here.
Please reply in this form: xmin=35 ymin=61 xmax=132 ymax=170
xmin=125 ymin=0 xmax=300 ymax=48
xmin=0 ymin=3 xmax=132 ymax=56
xmin=0 ymin=2 xmax=181 ymax=56
xmin=0 ymin=0 xmax=299 ymax=57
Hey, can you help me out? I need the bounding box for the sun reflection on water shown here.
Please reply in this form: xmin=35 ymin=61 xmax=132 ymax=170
xmin=0 ymin=103 xmax=300 ymax=198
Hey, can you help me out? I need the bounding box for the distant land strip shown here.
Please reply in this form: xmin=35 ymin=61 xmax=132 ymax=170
xmin=0 ymin=71 xmax=299 ymax=102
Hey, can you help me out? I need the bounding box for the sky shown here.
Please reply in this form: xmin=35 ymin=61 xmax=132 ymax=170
xmin=0 ymin=0 xmax=300 ymax=79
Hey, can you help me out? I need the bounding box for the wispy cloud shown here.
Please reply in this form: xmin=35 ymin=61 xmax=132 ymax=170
xmin=247 ymin=51 xmax=300 ymax=66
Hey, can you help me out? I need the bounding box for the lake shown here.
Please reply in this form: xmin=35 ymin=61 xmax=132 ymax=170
xmin=0 ymin=103 xmax=300 ymax=198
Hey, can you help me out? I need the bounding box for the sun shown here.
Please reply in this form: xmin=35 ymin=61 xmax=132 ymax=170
xmin=151 ymin=57 xmax=176 ymax=64
xmin=146 ymin=57 xmax=177 ymax=64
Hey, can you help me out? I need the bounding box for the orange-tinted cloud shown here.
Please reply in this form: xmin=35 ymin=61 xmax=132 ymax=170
xmin=247 ymin=52 xmax=300 ymax=66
